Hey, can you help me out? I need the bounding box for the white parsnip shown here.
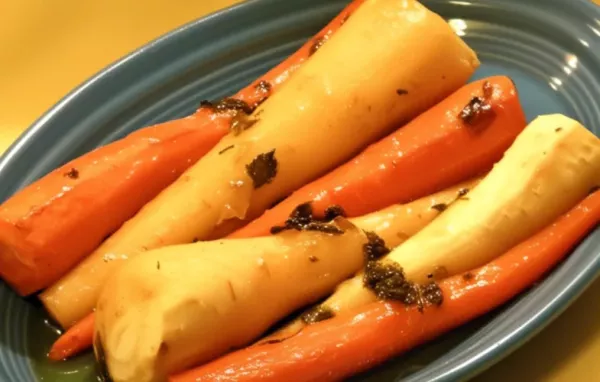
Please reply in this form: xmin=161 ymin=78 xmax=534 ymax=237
xmin=257 ymin=177 xmax=481 ymax=342
xmin=350 ymin=177 xmax=481 ymax=248
xmin=390 ymin=114 xmax=600 ymax=282
xmin=265 ymin=114 xmax=600 ymax=341
xmin=42 ymin=0 xmax=479 ymax=328
xmin=94 ymin=219 xmax=367 ymax=382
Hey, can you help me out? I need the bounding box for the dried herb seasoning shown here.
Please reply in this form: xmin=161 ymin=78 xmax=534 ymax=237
xmin=309 ymin=36 xmax=327 ymax=56
xmin=200 ymin=98 xmax=254 ymax=114
xmin=396 ymin=89 xmax=408 ymax=95
xmin=364 ymin=260 xmax=444 ymax=309
xmin=200 ymin=98 xmax=260 ymax=135
xmin=270 ymin=202 xmax=344 ymax=235
xmin=250 ymin=80 xmax=273 ymax=109
xmin=363 ymin=231 xmax=390 ymax=261
xmin=301 ymin=305 xmax=335 ymax=324
xmin=421 ymin=282 xmax=443 ymax=306
xmin=230 ymin=113 xmax=258 ymax=136
xmin=457 ymin=188 xmax=469 ymax=197
xmin=64 ymin=168 xmax=79 ymax=179
xmin=462 ymin=272 xmax=474 ymax=282
xmin=431 ymin=203 xmax=447 ymax=212
xmin=218 ymin=145 xmax=235 ymax=155
xmin=460 ymin=96 xmax=495 ymax=126
xmin=459 ymin=81 xmax=497 ymax=130
xmin=362 ymin=232 xmax=443 ymax=309
xmin=324 ymin=205 xmax=347 ymax=220
xmin=246 ymin=150 xmax=278 ymax=189
xmin=255 ymin=80 xmax=272 ymax=94
xmin=364 ymin=260 xmax=419 ymax=304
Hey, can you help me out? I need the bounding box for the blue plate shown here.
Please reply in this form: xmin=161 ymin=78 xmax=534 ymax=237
xmin=1 ymin=0 xmax=600 ymax=381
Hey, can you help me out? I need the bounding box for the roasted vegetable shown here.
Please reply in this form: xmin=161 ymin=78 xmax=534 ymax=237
xmin=94 ymin=219 xmax=367 ymax=382
xmin=230 ymin=76 xmax=526 ymax=238
xmin=173 ymin=190 xmax=600 ymax=382
xmin=264 ymin=114 xmax=600 ymax=342
xmin=0 ymin=0 xmax=366 ymax=297
xmin=48 ymin=177 xmax=480 ymax=360
xmin=41 ymin=0 xmax=479 ymax=329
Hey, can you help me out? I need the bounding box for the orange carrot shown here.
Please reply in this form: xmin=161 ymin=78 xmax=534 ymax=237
xmin=48 ymin=312 xmax=95 ymax=361
xmin=171 ymin=191 xmax=600 ymax=382
xmin=229 ymin=76 xmax=526 ymax=239
xmin=0 ymin=0 xmax=363 ymax=297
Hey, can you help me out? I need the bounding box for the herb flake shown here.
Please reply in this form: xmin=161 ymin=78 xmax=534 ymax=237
xmin=270 ymin=202 xmax=344 ymax=235
xmin=431 ymin=203 xmax=448 ymax=212
xmin=301 ymin=305 xmax=335 ymax=324
xmin=218 ymin=145 xmax=235 ymax=155
xmin=64 ymin=168 xmax=79 ymax=179
xmin=246 ymin=150 xmax=278 ymax=189
xmin=309 ymin=36 xmax=327 ymax=56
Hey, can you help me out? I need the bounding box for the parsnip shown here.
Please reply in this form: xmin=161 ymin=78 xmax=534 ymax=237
xmin=351 ymin=177 xmax=481 ymax=248
xmin=258 ymin=177 xmax=481 ymax=342
xmin=42 ymin=0 xmax=479 ymax=328
xmin=266 ymin=114 xmax=600 ymax=340
xmin=94 ymin=219 xmax=367 ymax=382
xmin=390 ymin=114 xmax=600 ymax=282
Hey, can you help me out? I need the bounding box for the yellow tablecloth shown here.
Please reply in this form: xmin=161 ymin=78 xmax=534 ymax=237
xmin=0 ymin=1 xmax=599 ymax=381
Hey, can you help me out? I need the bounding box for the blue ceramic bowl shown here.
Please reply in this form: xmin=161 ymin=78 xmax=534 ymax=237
xmin=1 ymin=0 xmax=600 ymax=381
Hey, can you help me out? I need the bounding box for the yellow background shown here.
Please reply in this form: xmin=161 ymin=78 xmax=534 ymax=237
xmin=0 ymin=0 xmax=599 ymax=381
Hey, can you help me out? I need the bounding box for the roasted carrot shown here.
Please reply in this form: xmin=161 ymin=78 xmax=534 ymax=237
xmin=171 ymin=190 xmax=600 ymax=382
xmin=229 ymin=76 xmax=526 ymax=239
xmin=0 ymin=0 xmax=362 ymax=297
xmin=48 ymin=312 xmax=95 ymax=361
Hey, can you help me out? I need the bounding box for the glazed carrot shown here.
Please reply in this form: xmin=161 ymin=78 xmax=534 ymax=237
xmin=48 ymin=312 xmax=95 ymax=361
xmin=229 ymin=76 xmax=526 ymax=239
xmin=0 ymin=0 xmax=362 ymax=297
xmin=171 ymin=191 xmax=600 ymax=382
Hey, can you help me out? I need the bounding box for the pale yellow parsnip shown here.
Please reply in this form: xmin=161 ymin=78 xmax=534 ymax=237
xmin=351 ymin=177 xmax=481 ymax=248
xmin=260 ymin=176 xmax=482 ymax=342
xmin=278 ymin=114 xmax=600 ymax=331
xmin=391 ymin=114 xmax=600 ymax=283
xmin=42 ymin=0 xmax=479 ymax=328
xmin=94 ymin=219 xmax=367 ymax=382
